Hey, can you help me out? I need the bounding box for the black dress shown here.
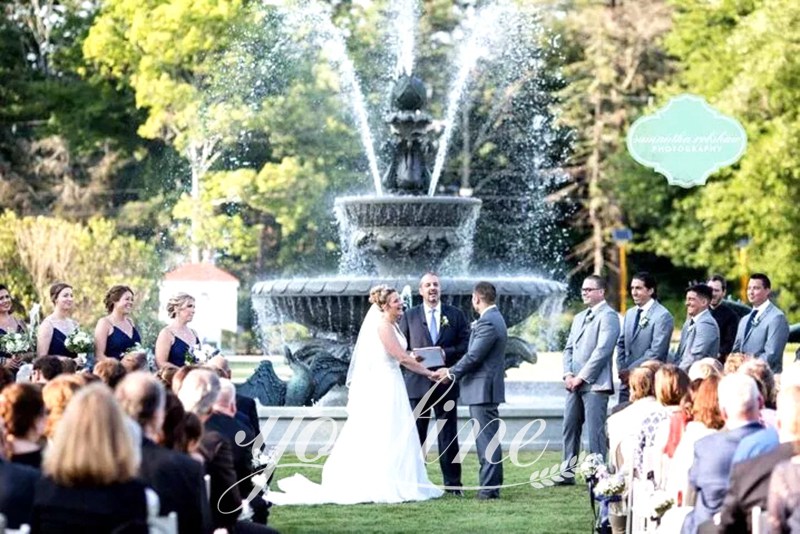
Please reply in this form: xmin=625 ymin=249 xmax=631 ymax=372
xmin=47 ymin=328 xmax=77 ymax=358
xmin=105 ymin=325 xmax=142 ymax=360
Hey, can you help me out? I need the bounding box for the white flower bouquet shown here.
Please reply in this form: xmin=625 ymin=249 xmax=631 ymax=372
xmin=184 ymin=343 xmax=217 ymax=365
xmin=123 ymin=342 xmax=146 ymax=355
xmin=0 ymin=332 xmax=31 ymax=354
xmin=65 ymin=329 xmax=93 ymax=354
xmin=578 ymin=453 xmax=606 ymax=481
xmin=594 ymin=471 xmax=626 ymax=497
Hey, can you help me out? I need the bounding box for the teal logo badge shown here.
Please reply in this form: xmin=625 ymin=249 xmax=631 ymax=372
xmin=626 ymin=94 xmax=747 ymax=188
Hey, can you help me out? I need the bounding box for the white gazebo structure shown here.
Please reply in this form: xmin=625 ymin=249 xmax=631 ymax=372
xmin=159 ymin=263 xmax=239 ymax=347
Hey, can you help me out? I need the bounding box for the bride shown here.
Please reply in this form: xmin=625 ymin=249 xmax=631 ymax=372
xmin=267 ymin=285 xmax=444 ymax=505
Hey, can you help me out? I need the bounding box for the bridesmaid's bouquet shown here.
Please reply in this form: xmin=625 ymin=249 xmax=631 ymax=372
xmin=0 ymin=332 xmax=31 ymax=354
xmin=65 ymin=329 xmax=94 ymax=354
xmin=184 ymin=343 xmax=216 ymax=365
xmin=124 ymin=342 xmax=146 ymax=356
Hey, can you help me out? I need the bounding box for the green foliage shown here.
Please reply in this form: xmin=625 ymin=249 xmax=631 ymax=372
xmin=652 ymin=0 xmax=800 ymax=319
xmin=0 ymin=213 xmax=160 ymax=328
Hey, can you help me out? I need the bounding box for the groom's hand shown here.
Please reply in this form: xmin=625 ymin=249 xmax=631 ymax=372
xmin=431 ymin=368 xmax=450 ymax=383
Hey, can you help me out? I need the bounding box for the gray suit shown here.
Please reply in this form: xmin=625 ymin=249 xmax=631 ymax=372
xmin=673 ymin=310 xmax=720 ymax=371
xmin=731 ymin=302 xmax=789 ymax=374
xmin=562 ymin=301 xmax=620 ymax=465
xmin=616 ymin=300 xmax=673 ymax=402
xmin=450 ymin=306 xmax=507 ymax=497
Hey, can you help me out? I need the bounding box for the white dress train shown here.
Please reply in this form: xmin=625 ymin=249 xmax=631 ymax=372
xmin=267 ymin=310 xmax=444 ymax=505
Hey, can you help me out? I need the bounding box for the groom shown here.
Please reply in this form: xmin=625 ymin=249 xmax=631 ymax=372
xmin=399 ymin=272 xmax=469 ymax=495
xmin=432 ymin=281 xmax=507 ymax=499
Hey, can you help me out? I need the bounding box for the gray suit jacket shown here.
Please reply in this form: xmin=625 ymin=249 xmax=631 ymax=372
xmin=450 ymin=307 xmax=507 ymax=405
xmin=731 ymin=302 xmax=789 ymax=373
xmin=563 ymin=301 xmax=620 ymax=393
xmin=673 ymin=311 xmax=720 ymax=371
xmin=616 ymin=300 xmax=673 ymax=371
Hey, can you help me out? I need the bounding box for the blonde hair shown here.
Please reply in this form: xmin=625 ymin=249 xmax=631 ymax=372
xmin=43 ymin=384 xmax=139 ymax=487
xmin=166 ymin=293 xmax=194 ymax=319
xmin=368 ymin=285 xmax=396 ymax=309
xmin=42 ymin=374 xmax=84 ymax=439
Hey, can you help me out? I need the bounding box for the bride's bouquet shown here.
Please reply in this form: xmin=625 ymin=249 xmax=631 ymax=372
xmin=65 ymin=329 xmax=94 ymax=355
xmin=0 ymin=332 xmax=31 ymax=355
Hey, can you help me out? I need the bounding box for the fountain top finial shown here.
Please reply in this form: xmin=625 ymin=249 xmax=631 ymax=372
xmin=391 ymin=74 xmax=427 ymax=112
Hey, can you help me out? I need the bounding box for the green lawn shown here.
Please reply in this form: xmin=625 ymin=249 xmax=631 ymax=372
xmin=267 ymin=451 xmax=594 ymax=534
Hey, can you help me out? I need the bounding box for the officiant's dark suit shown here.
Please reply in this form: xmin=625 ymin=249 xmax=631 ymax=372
xmin=399 ymin=273 xmax=469 ymax=491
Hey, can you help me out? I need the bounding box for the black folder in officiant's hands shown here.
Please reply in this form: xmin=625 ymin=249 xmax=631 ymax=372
xmin=413 ymin=347 xmax=445 ymax=368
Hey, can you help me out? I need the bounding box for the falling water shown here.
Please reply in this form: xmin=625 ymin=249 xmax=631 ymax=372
xmin=428 ymin=3 xmax=517 ymax=196
xmin=390 ymin=0 xmax=417 ymax=77
xmin=279 ymin=4 xmax=383 ymax=195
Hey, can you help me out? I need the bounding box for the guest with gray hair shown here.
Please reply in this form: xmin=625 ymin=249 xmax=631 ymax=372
xmin=178 ymin=369 xmax=242 ymax=532
xmin=206 ymin=378 xmax=271 ymax=526
xmin=681 ymin=373 xmax=765 ymax=533
xmin=207 ymin=355 xmax=260 ymax=436
xmin=115 ymin=371 xmax=212 ymax=534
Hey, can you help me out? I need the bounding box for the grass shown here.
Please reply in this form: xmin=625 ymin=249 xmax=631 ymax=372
xmin=267 ymin=451 xmax=594 ymax=534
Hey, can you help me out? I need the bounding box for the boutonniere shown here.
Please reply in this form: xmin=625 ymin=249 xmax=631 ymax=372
xmin=638 ymin=316 xmax=650 ymax=329
xmin=586 ymin=313 xmax=595 ymax=323
xmin=470 ymin=320 xmax=478 ymax=330
xmin=752 ymin=315 xmax=761 ymax=327
xmin=687 ymin=323 xmax=695 ymax=332
xmin=440 ymin=315 xmax=450 ymax=329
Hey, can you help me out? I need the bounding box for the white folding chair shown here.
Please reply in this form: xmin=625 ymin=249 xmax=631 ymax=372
xmin=752 ymin=505 xmax=768 ymax=534
xmin=6 ymin=525 xmax=31 ymax=534
xmin=148 ymin=511 xmax=178 ymax=534
xmin=204 ymin=474 xmax=212 ymax=503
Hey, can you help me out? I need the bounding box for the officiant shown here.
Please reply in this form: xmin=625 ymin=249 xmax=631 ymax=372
xmin=399 ymin=272 xmax=469 ymax=495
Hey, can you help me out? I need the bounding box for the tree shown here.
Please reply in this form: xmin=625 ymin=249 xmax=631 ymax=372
xmin=650 ymin=0 xmax=800 ymax=318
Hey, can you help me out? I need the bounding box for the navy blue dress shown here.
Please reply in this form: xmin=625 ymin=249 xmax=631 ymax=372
xmin=48 ymin=328 xmax=77 ymax=358
xmin=105 ymin=325 xmax=142 ymax=360
xmin=167 ymin=331 xmax=199 ymax=367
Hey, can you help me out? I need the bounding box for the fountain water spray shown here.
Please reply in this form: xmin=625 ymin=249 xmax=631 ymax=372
xmin=389 ymin=0 xmax=417 ymax=77
xmin=428 ymin=2 xmax=522 ymax=195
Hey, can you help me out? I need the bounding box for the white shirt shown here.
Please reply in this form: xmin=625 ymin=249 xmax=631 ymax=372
xmin=753 ymin=300 xmax=771 ymax=321
xmin=480 ymin=304 xmax=497 ymax=318
xmin=690 ymin=308 xmax=710 ymax=322
xmin=638 ymin=298 xmax=655 ymax=314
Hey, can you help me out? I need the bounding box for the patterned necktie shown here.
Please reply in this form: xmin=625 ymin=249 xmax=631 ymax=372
xmin=632 ymin=308 xmax=642 ymax=336
xmin=744 ymin=309 xmax=757 ymax=339
xmin=429 ymin=308 xmax=438 ymax=343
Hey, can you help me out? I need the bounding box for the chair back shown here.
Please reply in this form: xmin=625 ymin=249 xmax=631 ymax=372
xmin=148 ymin=511 xmax=178 ymax=534
xmin=752 ymin=505 xmax=768 ymax=534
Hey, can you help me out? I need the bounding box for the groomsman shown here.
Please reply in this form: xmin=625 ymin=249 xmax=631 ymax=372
xmin=707 ymin=275 xmax=739 ymax=361
xmin=616 ymin=272 xmax=673 ymax=403
xmin=561 ymin=275 xmax=620 ymax=478
xmin=399 ymin=272 xmax=469 ymax=494
xmin=673 ymin=284 xmax=720 ymax=371
xmin=732 ymin=273 xmax=789 ymax=374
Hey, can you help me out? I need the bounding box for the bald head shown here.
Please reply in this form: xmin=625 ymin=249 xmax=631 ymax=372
xmin=115 ymin=371 xmax=166 ymax=431
xmin=207 ymin=355 xmax=231 ymax=379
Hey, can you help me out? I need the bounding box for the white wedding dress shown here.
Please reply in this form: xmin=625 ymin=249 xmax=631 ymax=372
xmin=267 ymin=306 xmax=444 ymax=505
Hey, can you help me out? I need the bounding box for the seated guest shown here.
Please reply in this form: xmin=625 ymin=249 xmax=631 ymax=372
xmin=156 ymin=363 xmax=179 ymax=390
xmin=206 ymin=378 xmax=270 ymax=525
xmin=664 ymin=375 xmax=724 ymax=502
xmin=732 ymin=360 xmax=780 ymax=463
xmin=58 ymin=356 xmax=77 ymax=374
xmin=31 ymin=355 xmax=62 ymax=383
xmin=769 ymin=458 xmax=800 ymax=534
xmin=178 ymin=369 xmax=241 ymax=532
xmin=207 ymin=355 xmax=261 ymax=436
xmin=681 ymin=373 xmax=764 ymax=534
xmin=93 ymin=285 xmax=142 ymax=361
xmin=723 ymin=353 xmax=750 ymax=375
xmin=93 ymin=358 xmax=126 ymax=389
xmin=0 ymin=383 xmax=45 ymax=468
xmin=42 ymin=374 xmax=84 ymax=440
xmin=33 ymin=384 xmax=151 ymax=533
xmin=115 ymin=372 xmax=212 ymax=534
xmin=687 ymin=358 xmax=722 ymax=382
xmin=607 ymin=366 xmax=659 ymax=470
xmin=716 ymin=363 xmax=800 ymax=533
xmin=633 ymin=364 xmax=690 ymax=478
xmin=121 ymin=351 xmax=147 ymax=373
xmin=0 ymin=416 xmax=39 ymax=529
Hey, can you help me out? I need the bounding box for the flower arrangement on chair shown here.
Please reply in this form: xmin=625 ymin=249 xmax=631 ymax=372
xmin=579 ymin=453 xmax=627 ymax=534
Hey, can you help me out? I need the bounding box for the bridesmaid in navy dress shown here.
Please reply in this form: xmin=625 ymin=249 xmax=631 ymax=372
xmin=37 ymin=282 xmax=78 ymax=358
xmin=93 ymin=285 xmax=143 ymax=361
xmin=0 ymin=284 xmax=28 ymax=374
xmin=155 ymin=293 xmax=200 ymax=369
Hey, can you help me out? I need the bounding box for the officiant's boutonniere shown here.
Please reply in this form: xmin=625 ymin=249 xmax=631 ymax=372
xmin=440 ymin=315 xmax=450 ymax=329
xmin=638 ymin=316 xmax=650 ymax=329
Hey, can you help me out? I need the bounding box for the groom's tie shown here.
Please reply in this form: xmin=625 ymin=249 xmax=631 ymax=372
xmin=428 ymin=308 xmax=439 ymax=343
